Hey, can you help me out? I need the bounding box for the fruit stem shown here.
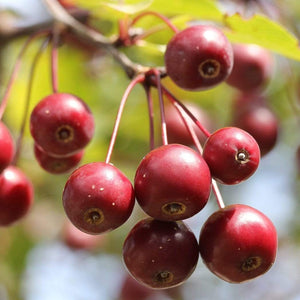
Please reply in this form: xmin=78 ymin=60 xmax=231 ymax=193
xmin=13 ymin=38 xmax=50 ymax=166
xmin=143 ymin=85 xmax=155 ymax=150
xmin=0 ymin=29 xmax=50 ymax=120
xmin=130 ymin=11 xmax=179 ymax=34
xmin=117 ymin=17 xmax=131 ymax=45
xmin=51 ymin=25 xmax=60 ymax=94
xmin=212 ymin=180 xmax=225 ymax=209
xmin=154 ymin=70 xmax=168 ymax=145
xmin=172 ymin=102 xmax=225 ymax=209
xmin=162 ymin=86 xmax=211 ymax=138
xmin=105 ymin=74 xmax=145 ymax=164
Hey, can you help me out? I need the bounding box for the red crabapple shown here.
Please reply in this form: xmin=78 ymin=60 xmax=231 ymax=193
xmin=203 ymin=127 xmax=260 ymax=184
xmin=134 ymin=144 xmax=211 ymax=221
xmin=199 ymin=204 xmax=277 ymax=283
xmin=123 ymin=218 xmax=199 ymax=289
xmin=34 ymin=143 xmax=84 ymax=174
xmin=0 ymin=122 xmax=14 ymax=173
xmin=232 ymin=93 xmax=279 ymax=156
xmin=62 ymin=220 xmax=107 ymax=251
xmin=164 ymin=25 xmax=233 ymax=90
xmin=30 ymin=93 xmax=95 ymax=157
xmin=0 ymin=166 xmax=34 ymax=226
xmin=226 ymin=44 xmax=273 ymax=91
xmin=62 ymin=162 xmax=135 ymax=234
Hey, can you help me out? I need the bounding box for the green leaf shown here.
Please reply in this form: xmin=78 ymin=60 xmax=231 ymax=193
xmin=74 ymin=0 xmax=153 ymax=15
xmin=103 ymin=0 xmax=153 ymax=14
xmin=223 ymin=13 xmax=300 ymax=61
xmin=149 ymin=0 xmax=223 ymax=22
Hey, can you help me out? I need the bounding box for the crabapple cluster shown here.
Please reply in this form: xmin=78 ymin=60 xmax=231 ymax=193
xmin=0 ymin=121 xmax=33 ymax=225
xmin=0 ymin=5 xmax=280 ymax=295
xmin=226 ymin=43 xmax=279 ymax=156
xmin=121 ymin=25 xmax=277 ymax=288
xmin=30 ymin=92 xmax=95 ymax=173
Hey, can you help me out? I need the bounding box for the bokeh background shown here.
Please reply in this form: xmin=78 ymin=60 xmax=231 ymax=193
xmin=1 ymin=0 xmax=300 ymax=299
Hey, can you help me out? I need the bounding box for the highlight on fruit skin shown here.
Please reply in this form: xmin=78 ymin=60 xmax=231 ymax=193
xmin=199 ymin=204 xmax=277 ymax=283
xmin=202 ymin=126 xmax=260 ymax=185
xmin=134 ymin=144 xmax=212 ymax=221
xmin=30 ymin=93 xmax=95 ymax=158
xmin=0 ymin=165 xmax=34 ymax=226
xmin=164 ymin=24 xmax=233 ymax=91
xmin=122 ymin=218 xmax=199 ymax=289
xmin=62 ymin=162 xmax=135 ymax=234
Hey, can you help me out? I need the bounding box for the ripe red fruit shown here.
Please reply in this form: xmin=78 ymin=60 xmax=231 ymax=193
xmin=232 ymin=93 xmax=278 ymax=156
xmin=62 ymin=162 xmax=135 ymax=234
xmin=202 ymin=127 xmax=260 ymax=184
xmin=199 ymin=204 xmax=277 ymax=283
xmin=34 ymin=143 xmax=84 ymax=174
xmin=134 ymin=144 xmax=211 ymax=221
xmin=0 ymin=122 xmax=14 ymax=173
xmin=62 ymin=220 xmax=106 ymax=251
xmin=119 ymin=275 xmax=157 ymax=300
xmin=226 ymin=44 xmax=273 ymax=91
xmin=30 ymin=93 xmax=95 ymax=157
xmin=0 ymin=166 xmax=34 ymax=226
xmin=165 ymin=103 xmax=213 ymax=145
xmin=123 ymin=218 xmax=199 ymax=289
xmin=164 ymin=25 xmax=233 ymax=91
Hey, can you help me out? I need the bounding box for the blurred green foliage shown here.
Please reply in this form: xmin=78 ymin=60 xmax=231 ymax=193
xmin=0 ymin=0 xmax=300 ymax=299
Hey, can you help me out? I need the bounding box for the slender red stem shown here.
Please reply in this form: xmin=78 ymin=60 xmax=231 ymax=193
xmin=172 ymin=101 xmax=225 ymax=209
xmin=0 ymin=29 xmax=50 ymax=120
xmin=118 ymin=17 xmax=130 ymax=44
xmin=162 ymin=85 xmax=211 ymax=138
xmin=51 ymin=27 xmax=60 ymax=93
xmin=105 ymin=74 xmax=145 ymax=164
xmin=154 ymin=71 xmax=168 ymax=146
xmin=144 ymin=85 xmax=155 ymax=150
xmin=212 ymin=180 xmax=225 ymax=209
xmin=13 ymin=38 xmax=50 ymax=166
xmin=130 ymin=11 xmax=179 ymax=34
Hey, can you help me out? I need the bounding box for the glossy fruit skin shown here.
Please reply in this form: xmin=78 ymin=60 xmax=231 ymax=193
xmin=0 ymin=166 xmax=34 ymax=226
xmin=34 ymin=143 xmax=84 ymax=174
xmin=165 ymin=103 xmax=213 ymax=145
xmin=134 ymin=144 xmax=211 ymax=221
xmin=199 ymin=204 xmax=277 ymax=283
xmin=164 ymin=25 xmax=233 ymax=91
xmin=203 ymin=127 xmax=260 ymax=184
xmin=62 ymin=162 xmax=135 ymax=234
xmin=30 ymin=93 xmax=95 ymax=157
xmin=226 ymin=44 xmax=273 ymax=91
xmin=0 ymin=122 xmax=14 ymax=173
xmin=123 ymin=218 xmax=199 ymax=289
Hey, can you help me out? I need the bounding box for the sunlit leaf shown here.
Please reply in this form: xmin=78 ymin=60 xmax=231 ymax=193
xmin=74 ymin=0 xmax=153 ymax=15
xmin=103 ymin=0 xmax=153 ymax=14
xmin=149 ymin=0 xmax=223 ymax=22
xmin=223 ymin=13 xmax=300 ymax=61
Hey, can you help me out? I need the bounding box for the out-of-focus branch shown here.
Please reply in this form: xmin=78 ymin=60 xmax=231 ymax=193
xmin=43 ymin=0 xmax=155 ymax=78
xmin=0 ymin=0 xmax=166 ymax=79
